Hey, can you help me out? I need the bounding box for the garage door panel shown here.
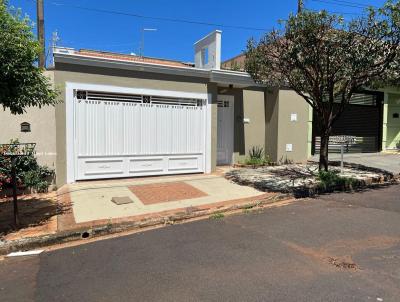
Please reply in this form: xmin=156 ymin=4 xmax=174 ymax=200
xmin=168 ymin=156 xmax=202 ymax=172
xmin=106 ymin=101 xmax=125 ymax=156
xmin=77 ymin=158 xmax=125 ymax=179
xmin=122 ymin=103 xmax=141 ymax=155
xmin=156 ymin=105 xmax=172 ymax=154
xmin=74 ymin=91 xmax=206 ymax=180
xmin=129 ymin=157 xmax=164 ymax=174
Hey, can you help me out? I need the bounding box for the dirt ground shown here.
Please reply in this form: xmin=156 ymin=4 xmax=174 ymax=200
xmin=0 ymin=192 xmax=61 ymax=241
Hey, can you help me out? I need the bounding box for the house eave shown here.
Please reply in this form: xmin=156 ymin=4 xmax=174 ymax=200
xmin=210 ymin=70 xmax=261 ymax=88
xmin=54 ymin=53 xmax=210 ymax=78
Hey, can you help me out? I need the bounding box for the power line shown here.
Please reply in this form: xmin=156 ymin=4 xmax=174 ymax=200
xmin=310 ymin=0 xmax=376 ymax=9
xmin=31 ymin=0 xmax=270 ymax=32
xmin=325 ymin=0 xmax=377 ymax=8
xmin=306 ymin=8 xmax=364 ymax=16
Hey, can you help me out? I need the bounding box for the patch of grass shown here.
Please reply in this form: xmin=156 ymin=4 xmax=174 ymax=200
xmin=317 ymin=170 xmax=357 ymax=191
xmin=210 ymin=213 xmax=225 ymax=219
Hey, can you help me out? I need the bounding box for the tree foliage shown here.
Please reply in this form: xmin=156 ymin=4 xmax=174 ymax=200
xmin=0 ymin=0 xmax=57 ymax=114
xmin=245 ymin=1 xmax=400 ymax=170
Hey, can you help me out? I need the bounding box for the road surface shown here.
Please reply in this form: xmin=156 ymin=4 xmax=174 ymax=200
xmin=1 ymin=184 xmax=400 ymax=301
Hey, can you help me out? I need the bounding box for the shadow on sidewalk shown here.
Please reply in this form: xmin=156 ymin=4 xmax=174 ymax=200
xmin=0 ymin=194 xmax=70 ymax=237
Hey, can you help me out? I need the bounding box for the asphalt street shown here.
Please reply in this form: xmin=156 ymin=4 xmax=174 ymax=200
xmin=1 ymin=184 xmax=400 ymax=302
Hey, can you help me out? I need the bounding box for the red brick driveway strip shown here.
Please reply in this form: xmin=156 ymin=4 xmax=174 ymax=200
xmin=128 ymin=181 xmax=208 ymax=205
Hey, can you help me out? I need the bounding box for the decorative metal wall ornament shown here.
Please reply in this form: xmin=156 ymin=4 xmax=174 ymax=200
xmin=20 ymin=122 xmax=31 ymax=133
xmin=76 ymin=90 xmax=87 ymax=100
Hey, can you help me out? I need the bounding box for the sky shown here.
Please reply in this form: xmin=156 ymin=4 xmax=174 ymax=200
xmin=9 ymin=0 xmax=388 ymax=63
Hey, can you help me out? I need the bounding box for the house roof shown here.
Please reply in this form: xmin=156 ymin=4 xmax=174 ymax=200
xmin=76 ymin=49 xmax=195 ymax=68
xmin=53 ymin=47 xmax=258 ymax=88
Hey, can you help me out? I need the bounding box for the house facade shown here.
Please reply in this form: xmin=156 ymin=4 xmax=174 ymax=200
xmin=1 ymin=30 xmax=398 ymax=187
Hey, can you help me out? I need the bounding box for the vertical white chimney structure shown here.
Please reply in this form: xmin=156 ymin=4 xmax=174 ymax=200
xmin=194 ymin=30 xmax=222 ymax=70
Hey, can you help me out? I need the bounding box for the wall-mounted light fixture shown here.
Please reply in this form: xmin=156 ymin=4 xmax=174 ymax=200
xmin=393 ymin=113 xmax=399 ymax=119
xmin=20 ymin=122 xmax=31 ymax=133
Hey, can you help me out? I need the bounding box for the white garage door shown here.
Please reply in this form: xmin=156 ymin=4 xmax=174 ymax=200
xmin=73 ymin=90 xmax=206 ymax=180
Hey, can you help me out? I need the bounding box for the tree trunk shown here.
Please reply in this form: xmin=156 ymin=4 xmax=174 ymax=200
xmin=319 ymin=133 xmax=329 ymax=171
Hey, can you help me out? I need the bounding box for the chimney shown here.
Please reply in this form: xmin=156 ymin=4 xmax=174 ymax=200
xmin=194 ymin=30 xmax=222 ymax=70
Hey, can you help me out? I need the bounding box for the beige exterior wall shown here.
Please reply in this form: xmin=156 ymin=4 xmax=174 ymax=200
xmin=0 ymin=71 xmax=57 ymax=170
xmin=265 ymin=89 xmax=279 ymax=161
xmin=263 ymin=89 xmax=310 ymax=163
xmin=218 ymin=87 xmax=310 ymax=164
xmin=241 ymin=88 xmax=266 ymax=161
xmin=53 ymin=65 xmax=211 ymax=185
xmin=276 ymin=90 xmax=311 ymax=163
xmin=207 ymin=83 xmax=219 ymax=172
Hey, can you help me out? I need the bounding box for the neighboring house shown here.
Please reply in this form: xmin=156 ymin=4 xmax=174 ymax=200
xmin=223 ymin=54 xmax=400 ymax=155
xmin=0 ymin=30 xmax=399 ymax=186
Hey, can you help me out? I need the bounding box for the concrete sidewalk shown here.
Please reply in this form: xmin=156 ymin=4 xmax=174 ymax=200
xmin=1 ymin=172 xmax=285 ymax=254
xmin=58 ymin=173 xmax=268 ymax=228
xmin=310 ymin=152 xmax=400 ymax=175
xmin=53 ymin=171 xmax=285 ymax=234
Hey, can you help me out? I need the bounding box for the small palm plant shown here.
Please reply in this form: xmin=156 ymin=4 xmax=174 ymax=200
xmin=245 ymin=146 xmax=269 ymax=166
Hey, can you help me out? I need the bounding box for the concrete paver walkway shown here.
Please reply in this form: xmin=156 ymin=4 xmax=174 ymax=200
xmin=66 ymin=174 xmax=265 ymax=224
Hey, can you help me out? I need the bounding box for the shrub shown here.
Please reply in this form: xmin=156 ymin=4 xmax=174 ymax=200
xmin=22 ymin=166 xmax=54 ymax=193
xmin=245 ymin=146 xmax=270 ymax=166
xmin=317 ymin=170 xmax=356 ymax=191
xmin=249 ymin=146 xmax=264 ymax=160
xmin=0 ymin=139 xmax=54 ymax=193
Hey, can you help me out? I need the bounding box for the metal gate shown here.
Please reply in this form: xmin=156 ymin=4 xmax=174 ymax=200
xmin=312 ymin=92 xmax=383 ymax=154
xmin=74 ymin=90 xmax=206 ymax=180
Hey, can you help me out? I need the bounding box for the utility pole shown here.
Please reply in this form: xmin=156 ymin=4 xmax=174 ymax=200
xmin=298 ymin=0 xmax=304 ymax=13
xmin=37 ymin=0 xmax=45 ymax=68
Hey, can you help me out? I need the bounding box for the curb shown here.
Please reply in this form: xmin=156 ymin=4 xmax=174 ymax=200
xmin=0 ymin=193 xmax=292 ymax=255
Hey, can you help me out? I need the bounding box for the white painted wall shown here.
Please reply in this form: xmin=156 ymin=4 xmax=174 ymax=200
xmin=194 ymin=30 xmax=222 ymax=70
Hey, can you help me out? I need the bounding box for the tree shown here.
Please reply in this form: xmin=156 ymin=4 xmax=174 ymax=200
xmin=0 ymin=0 xmax=57 ymax=115
xmin=245 ymin=1 xmax=400 ymax=171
